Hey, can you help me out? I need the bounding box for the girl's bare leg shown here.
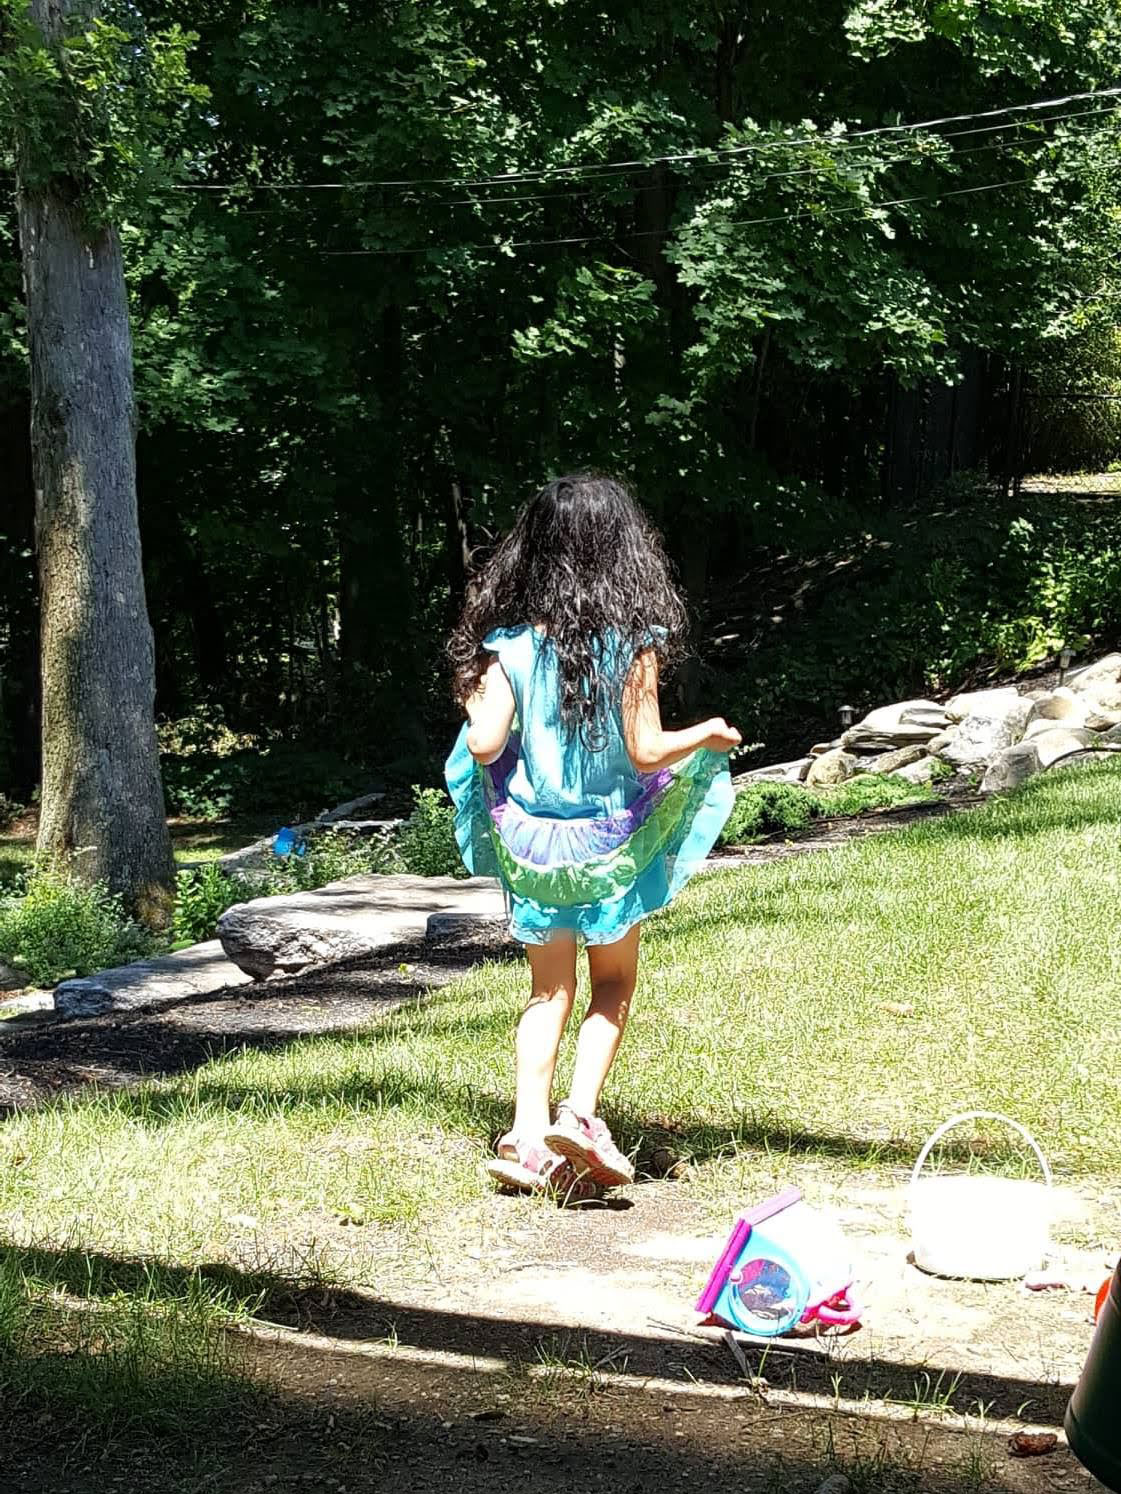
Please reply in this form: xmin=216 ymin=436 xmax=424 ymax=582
xmin=510 ymin=936 xmax=578 ymax=1139
xmin=567 ymin=924 xmax=640 ymax=1117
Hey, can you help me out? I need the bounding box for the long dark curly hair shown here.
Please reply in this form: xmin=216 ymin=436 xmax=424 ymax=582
xmin=449 ymin=474 xmax=688 ymax=747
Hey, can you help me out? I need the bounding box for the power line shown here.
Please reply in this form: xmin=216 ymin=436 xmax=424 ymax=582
xmin=239 ymin=118 xmax=1117 ymax=255
xmin=233 ymin=109 xmax=1118 ymax=236
xmin=378 ymin=104 xmax=1121 ymax=209
xmin=178 ymin=102 xmax=1121 ymax=230
xmin=320 ymin=172 xmax=1040 ymax=258
xmin=171 ymin=85 xmax=1121 ymax=197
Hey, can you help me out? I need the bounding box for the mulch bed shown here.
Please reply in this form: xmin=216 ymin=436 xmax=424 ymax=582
xmin=710 ymin=784 xmax=983 ymax=868
xmin=0 ymin=941 xmax=514 ymax=1116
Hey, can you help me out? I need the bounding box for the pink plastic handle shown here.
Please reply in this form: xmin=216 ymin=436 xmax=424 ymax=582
xmin=802 ymin=1285 xmax=861 ymax=1327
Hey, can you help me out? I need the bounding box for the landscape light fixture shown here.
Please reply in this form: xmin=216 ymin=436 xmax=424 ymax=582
xmin=840 ymin=704 xmax=855 ymax=731
xmin=1059 ymin=645 xmax=1072 ymax=685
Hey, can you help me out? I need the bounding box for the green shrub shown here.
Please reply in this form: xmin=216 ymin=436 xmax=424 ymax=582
xmin=718 ymin=782 xmax=822 ymax=846
xmin=265 ymin=826 xmax=397 ymax=894
xmin=719 ymin=772 xmax=936 ymax=846
xmin=815 ymin=772 xmax=935 ymax=817
xmin=395 ymin=787 xmax=466 ymax=878
xmin=198 ymin=792 xmax=464 ymax=907
xmin=173 ymin=863 xmax=245 ymax=946
xmin=0 ymin=867 xmax=154 ymax=987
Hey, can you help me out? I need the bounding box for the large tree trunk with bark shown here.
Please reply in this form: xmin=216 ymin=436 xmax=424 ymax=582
xmin=15 ymin=0 xmax=175 ymax=920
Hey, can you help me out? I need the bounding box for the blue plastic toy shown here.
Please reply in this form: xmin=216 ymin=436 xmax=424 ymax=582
xmin=272 ymin=827 xmax=306 ymax=857
xmin=697 ymin=1186 xmax=862 ymax=1338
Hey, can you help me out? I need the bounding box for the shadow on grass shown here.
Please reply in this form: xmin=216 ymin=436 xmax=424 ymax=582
xmin=0 ymin=942 xmax=521 ymax=1118
xmin=0 ymin=1236 xmax=1081 ymax=1493
xmin=1 ymin=1343 xmax=1017 ymax=1494
xmin=2 ymin=939 xmax=1019 ymax=1173
xmin=11 ymin=1047 xmax=980 ymax=1175
xmin=7 ymin=761 xmax=1121 ymax=1175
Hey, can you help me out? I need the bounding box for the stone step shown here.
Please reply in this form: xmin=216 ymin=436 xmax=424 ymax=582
xmin=54 ymin=940 xmax=253 ymax=1019
xmin=217 ymin=873 xmax=507 ymax=980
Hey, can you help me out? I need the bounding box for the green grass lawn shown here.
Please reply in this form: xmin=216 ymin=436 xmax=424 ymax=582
xmin=3 ymin=759 xmax=1121 ymax=1429
xmin=0 ymin=817 xmax=275 ymax=887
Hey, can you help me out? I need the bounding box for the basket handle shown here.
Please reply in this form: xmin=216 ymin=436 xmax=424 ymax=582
xmin=910 ymin=1111 xmax=1052 ymax=1192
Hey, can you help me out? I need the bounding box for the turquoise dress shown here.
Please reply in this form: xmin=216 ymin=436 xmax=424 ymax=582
xmin=445 ymin=626 xmax=733 ymax=945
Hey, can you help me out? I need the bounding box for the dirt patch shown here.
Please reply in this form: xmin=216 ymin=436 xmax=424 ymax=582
xmin=273 ymin=1169 xmax=1106 ymax=1423
xmin=2 ymin=1373 xmax=1083 ymax=1494
xmin=3 ymin=1173 xmax=1105 ymax=1494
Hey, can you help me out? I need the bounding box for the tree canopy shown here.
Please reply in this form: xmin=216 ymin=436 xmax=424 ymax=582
xmin=2 ymin=0 xmax=1120 ymax=800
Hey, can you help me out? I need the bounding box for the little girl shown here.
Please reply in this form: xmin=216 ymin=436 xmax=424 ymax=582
xmin=445 ymin=475 xmax=740 ymax=1194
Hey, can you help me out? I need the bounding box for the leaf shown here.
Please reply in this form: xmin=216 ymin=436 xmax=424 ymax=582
xmin=1008 ymin=1431 xmax=1058 ymax=1459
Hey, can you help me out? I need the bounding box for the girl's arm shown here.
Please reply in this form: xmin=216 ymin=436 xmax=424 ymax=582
xmin=622 ymin=649 xmax=741 ymax=774
xmin=464 ymin=656 xmax=516 ymax=765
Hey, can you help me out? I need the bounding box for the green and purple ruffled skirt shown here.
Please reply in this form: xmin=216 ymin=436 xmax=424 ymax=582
xmin=445 ymin=728 xmax=733 ymax=946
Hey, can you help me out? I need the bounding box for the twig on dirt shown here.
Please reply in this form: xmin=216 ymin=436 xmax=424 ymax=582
xmin=724 ymin=1330 xmax=749 ymax=1377
xmin=645 ymin=1317 xmax=712 ymax=1343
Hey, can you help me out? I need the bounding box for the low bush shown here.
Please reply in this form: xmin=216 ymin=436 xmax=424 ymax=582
xmin=0 ymin=866 xmax=154 ymax=987
xmin=264 ymin=789 xmax=464 ymax=889
xmin=263 ymin=826 xmax=398 ymax=895
xmin=719 ymin=773 xmax=935 ymax=846
xmin=718 ymin=782 xmax=821 ymax=846
xmin=173 ymin=863 xmax=246 ymax=946
xmin=168 ymin=788 xmax=465 ymax=946
xmin=394 ymin=787 xmax=466 ymax=879
xmin=815 ymin=773 xmax=935 ymax=817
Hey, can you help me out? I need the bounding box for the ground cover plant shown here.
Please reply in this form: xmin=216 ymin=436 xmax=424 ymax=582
xmin=1 ymin=787 xmax=467 ymax=978
xmin=719 ymin=774 xmax=936 ymax=846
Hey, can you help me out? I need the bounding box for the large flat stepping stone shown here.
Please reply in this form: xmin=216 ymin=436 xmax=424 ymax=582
xmin=218 ymin=873 xmax=506 ymax=980
xmin=54 ymin=940 xmax=253 ymax=1019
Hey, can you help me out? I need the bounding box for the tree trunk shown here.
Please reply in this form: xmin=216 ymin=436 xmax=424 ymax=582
xmin=444 ymin=474 xmax=472 ymax=622
xmin=15 ymin=0 xmax=175 ymax=920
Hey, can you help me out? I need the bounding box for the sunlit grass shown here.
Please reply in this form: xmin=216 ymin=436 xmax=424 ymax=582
xmin=2 ymin=759 xmax=1120 ymax=1425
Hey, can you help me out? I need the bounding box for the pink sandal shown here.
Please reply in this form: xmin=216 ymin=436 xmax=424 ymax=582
xmin=486 ymin=1133 xmax=602 ymax=1204
xmin=544 ymin=1103 xmax=635 ymax=1188
xmin=486 ymin=1133 xmax=566 ymax=1194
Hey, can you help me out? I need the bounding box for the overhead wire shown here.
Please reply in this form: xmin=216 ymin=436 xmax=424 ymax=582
xmin=170 ymin=85 xmax=1121 ymax=197
xmin=317 ymin=174 xmax=1039 ymax=257
xmin=195 ymin=104 xmax=1121 ymax=247
xmin=288 ymin=116 xmax=1121 ymax=258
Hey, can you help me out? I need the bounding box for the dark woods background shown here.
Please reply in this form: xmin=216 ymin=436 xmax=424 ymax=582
xmin=2 ymin=0 xmax=1120 ymax=812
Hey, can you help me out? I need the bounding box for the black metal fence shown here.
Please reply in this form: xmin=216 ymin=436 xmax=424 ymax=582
xmin=1009 ymin=385 xmax=1121 ymax=495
